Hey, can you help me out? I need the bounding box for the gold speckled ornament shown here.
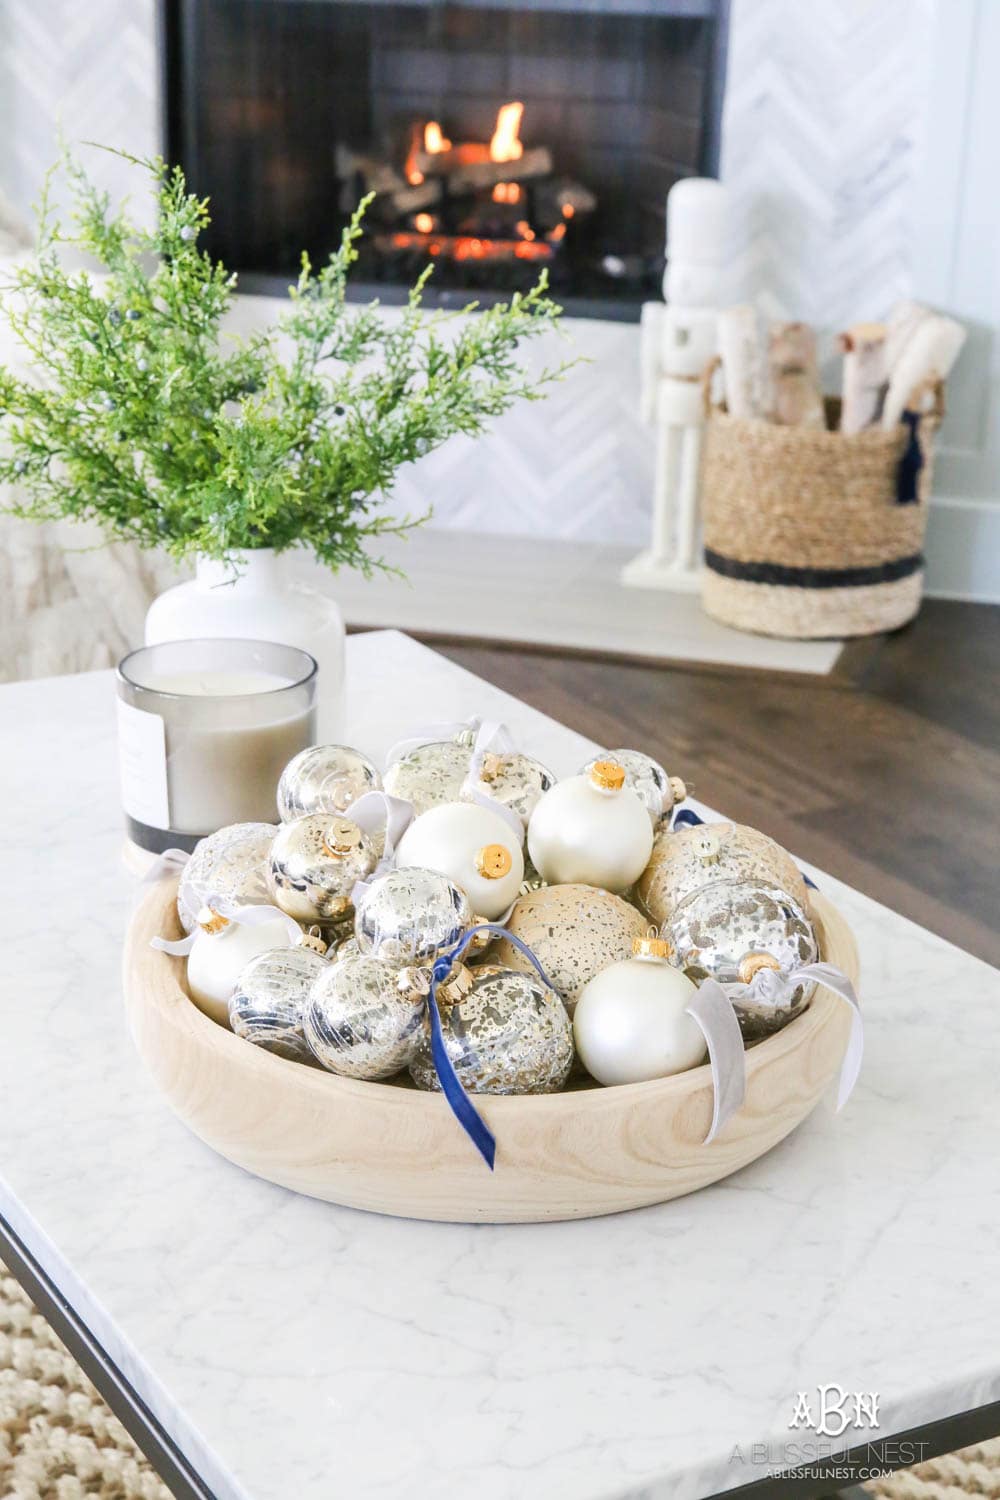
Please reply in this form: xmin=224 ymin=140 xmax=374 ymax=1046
xmin=493 ymin=883 xmax=648 ymax=1017
xmin=637 ymin=821 xmax=807 ymax=927
xmin=409 ymin=964 xmax=574 ymax=1095
xmin=383 ymin=741 xmax=472 ymax=815
xmin=464 ymin=750 xmax=557 ymax=830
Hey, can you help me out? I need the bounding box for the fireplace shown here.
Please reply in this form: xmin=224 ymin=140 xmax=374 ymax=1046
xmin=161 ymin=0 xmax=729 ymax=320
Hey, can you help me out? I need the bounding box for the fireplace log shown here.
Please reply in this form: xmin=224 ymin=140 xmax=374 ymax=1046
xmin=414 ymin=142 xmax=491 ymax=177
xmin=335 ymin=144 xmax=406 ymax=196
xmin=390 ymin=180 xmax=443 ymax=214
xmin=448 ymin=147 xmax=553 ymax=193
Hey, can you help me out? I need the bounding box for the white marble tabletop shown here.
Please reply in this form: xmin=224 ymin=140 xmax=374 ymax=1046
xmin=0 ymin=629 xmax=998 ymax=1500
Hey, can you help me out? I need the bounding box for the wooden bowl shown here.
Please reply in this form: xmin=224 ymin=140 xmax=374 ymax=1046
xmin=123 ymin=878 xmax=859 ymax=1224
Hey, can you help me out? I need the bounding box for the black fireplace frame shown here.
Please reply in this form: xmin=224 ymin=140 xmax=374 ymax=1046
xmin=157 ymin=0 xmax=730 ymax=322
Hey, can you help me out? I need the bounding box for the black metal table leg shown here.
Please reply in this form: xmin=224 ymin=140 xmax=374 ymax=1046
xmin=0 ymin=1207 xmax=217 ymax=1500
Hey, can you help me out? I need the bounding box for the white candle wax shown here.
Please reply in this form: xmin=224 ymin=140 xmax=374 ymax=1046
xmin=118 ymin=645 xmax=317 ymax=841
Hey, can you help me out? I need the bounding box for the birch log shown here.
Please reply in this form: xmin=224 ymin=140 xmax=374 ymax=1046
xmin=766 ymin=323 xmax=826 ymax=429
xmin=837 ymin=321 xmax=887 ymax=434
xmin=881 ymin=314 xmax=966 ymax=428
xmin=717 ymin=305 xmax=760 ymax=419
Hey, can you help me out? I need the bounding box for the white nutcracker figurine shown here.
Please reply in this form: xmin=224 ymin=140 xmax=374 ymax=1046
xmin=623 ymin=178 xmax=730 ymax=590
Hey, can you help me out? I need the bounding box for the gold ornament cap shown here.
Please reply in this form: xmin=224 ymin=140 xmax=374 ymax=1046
xmin=738 ymin=951 xmax=781 ymax=984
xmin=478 ymin=751 xmax=505 ymax=784
xmin=669 ymin=775 xmax=687 ymax=805
xmin=322 ymin=819 xmax=363 ymax=858
xmin=589 ymin=759 xmax=626 ymax=792
xmin=475 ymin=842 xmax=513 ymax=879
xmin=298 ymin=925 xmax=328 ymax=956
xmin=632 ymin=934 xmax=673 ymax=960
xmin=196 ymin=905 xmax=230 ymax=936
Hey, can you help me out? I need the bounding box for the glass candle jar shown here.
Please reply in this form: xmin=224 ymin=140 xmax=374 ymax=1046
xmin=116 ymin=639 xmax=318 ymax=853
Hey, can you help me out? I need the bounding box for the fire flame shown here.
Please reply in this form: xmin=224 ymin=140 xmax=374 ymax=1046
xmin=490 ymin=101 xmax=524 ymax=163
xmin=423 ymin=121 xmax=451 ymax=154
xmin=492 ymin=182 xmax=521 ymax=205
xmin=405 ymin=125 xmax=424 ymax=185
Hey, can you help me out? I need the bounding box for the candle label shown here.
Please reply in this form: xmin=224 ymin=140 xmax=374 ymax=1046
xmin=117 ymin=699 xmax=170 ymax=829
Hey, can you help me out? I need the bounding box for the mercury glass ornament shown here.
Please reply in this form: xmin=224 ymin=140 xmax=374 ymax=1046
xmin=464 ymin=750 xmax=557 ymax=831
xmin=177 ymin=822 xmax=276 ymax=933
xmin=354 ymin=867 xmax=472 ymax=966
xmin=395 ymin=801 xmax=524 ymax=921
xmin=580 ymin=749 xmax=683 ymax=828
xmin=383 ymin=740 xmax=473 ymax=816
xmin=527 ymin=760 xmax=653 ymax=895
xmin=277 ymin=744 xmax=382 ymax=822
xmin=638 ymin=822 xmax=807 ymax=927
xmin=267 ymin=815 xmax=376 ymax=923
xmin=494 ymin=883 xmax=648 ymax=1017
xmin=410 ymin=964 xmax=574 ymax=1095
xmin=664 ymin=878 xmax=819 ymax=1041
xmin=229 ymin=945 xmax=329 ymax=1063
xmin=304 ymin=954 xmax=428 ymax=1080
xmin=574 ymin=936 xmax=704 ymax=1086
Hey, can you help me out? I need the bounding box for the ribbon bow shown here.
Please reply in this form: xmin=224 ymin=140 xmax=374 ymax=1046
xmin=150 ymin=897 xmax=303 ymax=957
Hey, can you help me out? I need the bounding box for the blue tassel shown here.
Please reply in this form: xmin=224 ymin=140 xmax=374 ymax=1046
xmin=896 ymin=410 xmax=923 ymax=504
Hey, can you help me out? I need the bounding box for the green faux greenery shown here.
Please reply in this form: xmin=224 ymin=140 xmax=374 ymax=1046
xmin=0 ymin=150 xmax=567 ymax=570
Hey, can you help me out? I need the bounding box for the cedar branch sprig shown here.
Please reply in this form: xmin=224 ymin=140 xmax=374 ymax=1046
xmin=0 ymin=149 xmax=569 ymax=571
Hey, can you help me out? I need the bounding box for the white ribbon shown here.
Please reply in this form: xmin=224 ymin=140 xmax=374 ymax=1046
xmin=345 ymin=790 xmax=417 ymax=903
xmin=729 ymin=961 xmax=863 ymax=1111
xmin=384 ymin=717 xmax=483 ymax=768
xmin=150 ymin=898 xmax=303 ymax=956
xmin=460 ymin=720 xmax=528 ymax=842
xmin=685 ymin=980 xmax=747 ymax=1145
xmin=682 ymin=960 xmax=862 ymax=1145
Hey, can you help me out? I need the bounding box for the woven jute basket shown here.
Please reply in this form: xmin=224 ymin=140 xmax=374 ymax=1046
xmin=699 ymin=358 xmax=944 ymax=638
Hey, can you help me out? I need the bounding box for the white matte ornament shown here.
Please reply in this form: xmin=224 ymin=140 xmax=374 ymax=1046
xmin=187 ymin=917 xmax=296 ymax=1027
xmin=573 ymin=944 xmax=705 ymax=1086
xmin=395 ymin=801 xmax=524 ymax=920
xmin=527 ymin=762 xmax=653 ymax=894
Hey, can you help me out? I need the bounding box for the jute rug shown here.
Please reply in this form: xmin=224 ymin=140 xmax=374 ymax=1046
xmin=865 ymin=1442 xmax=1000 ymax=1499
xmin=0 ymin=1263 xmax=171 ymax=1499
xmin=1 ymin=1254 xmax=998 ymax=1500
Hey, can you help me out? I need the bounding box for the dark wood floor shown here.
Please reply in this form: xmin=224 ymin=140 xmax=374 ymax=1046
xmin=423 ymin=599 xmax=1000 ymax=969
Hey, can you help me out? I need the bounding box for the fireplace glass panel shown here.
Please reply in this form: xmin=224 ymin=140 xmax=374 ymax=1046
xmin=167 ymin=0 xmax=728 ymax=318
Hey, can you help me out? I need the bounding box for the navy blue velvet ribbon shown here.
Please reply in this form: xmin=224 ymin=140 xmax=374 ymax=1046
xmin=670 ymin=806 xmax=818 ymax=890
xmin=428 ymin=923 xmax=558 ymax=1171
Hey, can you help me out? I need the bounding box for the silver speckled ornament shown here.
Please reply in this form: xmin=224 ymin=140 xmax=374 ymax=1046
xmin=638 ymin=822 xmax=807 ymax=927
xmin=664 ymin=878 xmax=819 ymax=1041
xmin=267 ymin=816 xmax=376 ymax=922
xmin=304 ymin=954 xmax=428 ymax=1080
xmin=580 ymin=749 xmax=682 ymax=827
xmin=177 ymin=822 xmax=276 ymax=933
xmin=229 ymin=945 xmax=329 ymax=1062
xmin=464 ymin=750 xmax=557 ymax=830
xmin=493 ymin=883 xmax=648 ymax=1017
xmin=383 ymin=741 xmax=472 ymax=816
xmin=354 ymin=866 xmax=472 ymax=966
xmin=409 ymin=964 xmax=574 ymax=1095
xmin=277 ymin=744 xmax=382 ymax=822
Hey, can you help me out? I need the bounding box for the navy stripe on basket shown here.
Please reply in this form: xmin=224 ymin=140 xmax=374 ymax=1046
xmin=703 ymin=550 xmax=924 ymax=590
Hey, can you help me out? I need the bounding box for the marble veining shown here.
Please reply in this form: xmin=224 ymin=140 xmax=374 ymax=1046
xmin=0 ymin=632 xmax=998 ymax=1500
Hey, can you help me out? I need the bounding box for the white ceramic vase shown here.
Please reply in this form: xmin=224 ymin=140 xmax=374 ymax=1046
xmin=145 ymin=550 xmax=345 ymax=739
